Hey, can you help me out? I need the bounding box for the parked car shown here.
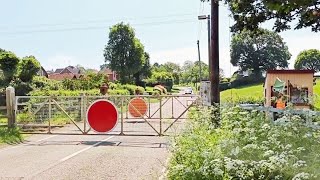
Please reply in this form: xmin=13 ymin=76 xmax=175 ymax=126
xmin=184 ymin=87 xmax=193 ymax=94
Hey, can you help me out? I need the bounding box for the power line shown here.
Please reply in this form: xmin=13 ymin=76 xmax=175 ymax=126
xmin=0 ymin=19 xmax=197 ymax=35
xmin=0 ymin=12 xmax=198 ymax=29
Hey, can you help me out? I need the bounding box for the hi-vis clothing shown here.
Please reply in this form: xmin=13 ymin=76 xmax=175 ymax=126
xmin=276 ymin=99 xmax=286 ymax=110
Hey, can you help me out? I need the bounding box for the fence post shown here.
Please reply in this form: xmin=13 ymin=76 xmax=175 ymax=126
xmin=6 ymin=87 xmax=15 ymax=128
xmin=80 ymin=93 xmax=87 ymax=134
xmin=48 ymin=96 xmax=52 ymax=133
xmin=159 ymin=97 xmax=162 ymax=136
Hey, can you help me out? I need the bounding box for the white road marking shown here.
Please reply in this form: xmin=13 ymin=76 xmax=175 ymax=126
xmin=36 ymin=135 xmax=58 ymax=142
xmin=0 ymin=135 xmax=57 ymax=153
xmin=60 ymin=136 xmax=114 ymax=162
xmin=25 ymin=136 xmax=115 ymax=179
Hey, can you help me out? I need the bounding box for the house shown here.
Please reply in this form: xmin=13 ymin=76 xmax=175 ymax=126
xmin=99 ymin=68 xmax=118 ymax=82
xmin=48 ymin=73 xmax=83 ymax=81
xmin=49 ymin=66 xmax=83 ymax=81
xmin=37 ymin=66 xmax=48 ymax=78
xmin=264 ymin=70 xmax=314 ymax=109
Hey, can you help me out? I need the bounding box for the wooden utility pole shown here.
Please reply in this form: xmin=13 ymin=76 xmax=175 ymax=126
xmin=197 ymin=40 xmax=202 ymax=82
xmin=210 ymin=0 xmax=219 ymax=105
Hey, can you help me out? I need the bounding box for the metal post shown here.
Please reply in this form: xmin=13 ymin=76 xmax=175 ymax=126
xmin=171 ymin=97 xmax=174 ymax=118
xmin=48 ymin=97 xmax=52 ymax=134
xmin=210 ymin=0 xmax=220 ymax=105
xmin=83 ymin=94 xmax=87 ymax=134
xmin=197 ymin=40 xmax=202 ymax=82
xmin=159 ymin=97 xmax=162 ymax=136
xmin=148 ymin=96 xmax=151 ymax=117
xmin=120 ymin=97 xmax=124 ymax=135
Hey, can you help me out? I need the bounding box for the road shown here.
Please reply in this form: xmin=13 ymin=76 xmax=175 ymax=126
xmin=0 ymin=90 xmax=196 ymax=179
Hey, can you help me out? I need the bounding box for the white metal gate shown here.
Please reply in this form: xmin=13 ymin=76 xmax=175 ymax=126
xmin=15 ymin=95 xmax=200 ymax=136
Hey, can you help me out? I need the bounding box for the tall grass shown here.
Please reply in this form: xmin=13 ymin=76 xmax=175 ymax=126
xmin=0 ymin=127 xmax=23 ymax=144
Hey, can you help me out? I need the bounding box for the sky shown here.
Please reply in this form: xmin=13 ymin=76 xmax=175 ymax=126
xmin=0 ymin=0 xmax=319 ymax=77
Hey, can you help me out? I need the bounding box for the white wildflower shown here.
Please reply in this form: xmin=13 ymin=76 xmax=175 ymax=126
xmin=230 ymin=146 xmax=240 ymax=156
xmin=262 ymin=123 xmax=270 ymax=130
xmin=212 ymin=167 xmax=223 ymax=176
xmin=263 ymin=150 xmax=274 ymax=157
xmin=292 ymin=172 xmax=311 ymax=180
xmin=293 ymin=160 xmax=307 ymax=168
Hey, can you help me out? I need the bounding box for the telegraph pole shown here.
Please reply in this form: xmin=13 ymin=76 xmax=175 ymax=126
xmin=197 ymin=40 xmax=202 ymax=82
xmin=210 ymin=0 xmax=219 ymax=105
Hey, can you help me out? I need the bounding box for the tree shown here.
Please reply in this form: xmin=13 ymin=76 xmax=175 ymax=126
xmin=0 ymin=51 xmax=20 ymax=83
xmin=104 ymin=22 xmax=146 ymax=83
xmin=230 ymin=29 xmax=291 ymax=76
xmin=133 ymin=52 xmax=152 ymax=84
xmin=201 ymin=0 xmax=320 ymax=32
xmin=19 ymin=56 xmax=41 ymax=82
xmin=162 ymin=62 xmax=181 ymax=84
xmin=294 ymin=49 xmax=320 ymax=72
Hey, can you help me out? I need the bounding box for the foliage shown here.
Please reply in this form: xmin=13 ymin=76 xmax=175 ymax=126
xmin=294 ymin=49 xmax=320 ymax=72
xmin=121 ymin=84 xmax=145 ymax=95
xmin=161 ymin=62 xmax=181 ymax=84
xmin=0 ymin=127 xmax=23 ymax=144
xmin=62 ymin=73 xmax=107 ymax=91
xmin=134 ymin=52 xmax=152 ymax=85
xmin=231 ymin=29 xmax=291 ymax=76
xmin=200 ymin=0 xmax=320 ymax=32
xmin=18 ymin=56 xmax=41 ymax=82
xmin=29 ymin=89 xmax=130 ymax=96
xmin=103 ymin=22 xmax=147 ymax=84
xmin=0 ymin=51 xmax=20 ymax=84
xmin=32 ymin=76 xmax=62 ymax=90
xmin=10 ymin=80 xmax=34 ymax=96
xmin=168 ymin=106 xmax=320 ymax=179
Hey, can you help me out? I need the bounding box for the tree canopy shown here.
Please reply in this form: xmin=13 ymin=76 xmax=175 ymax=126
xmin=103 ymin=22 xmax=147 ymax=84
xmin=230 ymin=29 xmax=291 ymax=75
xmin=19 ymin=56 xmax=41 ymax=82
xmin=0 ymin=51 xmax=20 ymax=83
xmin=294 ymin=49 xmax=320 ymax=72
xmin=201 ymin=0 xmax=320 ymax=32
xmin=133 ymin=52 xmax=152 ymax=84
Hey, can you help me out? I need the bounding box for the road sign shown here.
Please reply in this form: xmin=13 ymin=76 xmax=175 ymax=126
xmin=86 ymin=100 xmax=118 ymax=133
xmin=200 ymin=81 xmax=211 ymax=106
xmin=128 ymin=98 xmax=148 ymax=117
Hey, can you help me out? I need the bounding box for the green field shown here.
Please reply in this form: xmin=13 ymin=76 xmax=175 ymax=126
xmin=221 ymin=83 xmax=264 ymax=102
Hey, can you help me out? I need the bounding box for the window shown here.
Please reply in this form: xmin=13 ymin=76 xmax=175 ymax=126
xmin=290 ymin=87 xmax=308 ymax=104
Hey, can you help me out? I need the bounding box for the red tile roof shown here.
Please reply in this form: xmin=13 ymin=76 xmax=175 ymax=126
xmin=48 ymin=73 xmax=81 ymax=81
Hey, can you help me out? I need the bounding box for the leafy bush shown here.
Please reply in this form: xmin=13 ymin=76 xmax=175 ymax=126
xmin=168 ymin=106 xmax=320 ymax=179
xmin=29 ymin=89 xmax=129 ymax=96
xmin=230 ymin=75 xmax=264 ymax=89
xmin=121 ymin=84 xmax=144 ymax=95
xmin=32 ymin=76 xmax=62 ymax=90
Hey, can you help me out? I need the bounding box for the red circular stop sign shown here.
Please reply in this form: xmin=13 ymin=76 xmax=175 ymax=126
xmin=86 ymin=100 xmax=118 ymax=133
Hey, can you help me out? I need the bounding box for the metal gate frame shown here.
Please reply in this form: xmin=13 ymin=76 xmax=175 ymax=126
xmin=15 ymin=94 xmax=200 ymax=136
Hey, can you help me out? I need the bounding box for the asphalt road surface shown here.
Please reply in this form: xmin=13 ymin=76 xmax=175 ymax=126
xmin=0 ymin=90 xmax=196 ymax=180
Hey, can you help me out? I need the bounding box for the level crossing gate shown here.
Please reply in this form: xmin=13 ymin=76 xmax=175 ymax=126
xmin=14 ymin=94 xmax=200 ymax=136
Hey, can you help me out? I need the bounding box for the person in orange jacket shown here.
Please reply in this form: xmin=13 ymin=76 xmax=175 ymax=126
xmin=276 ymin=93 xmax=286 ymax=110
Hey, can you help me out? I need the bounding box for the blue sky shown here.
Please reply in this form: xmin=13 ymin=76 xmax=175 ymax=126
xmin=0 ymin=0 xmax=319 ymax=77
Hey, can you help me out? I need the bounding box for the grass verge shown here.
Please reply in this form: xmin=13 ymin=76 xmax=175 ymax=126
xmin=0 ymin=126 xmax=23 ymax=145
